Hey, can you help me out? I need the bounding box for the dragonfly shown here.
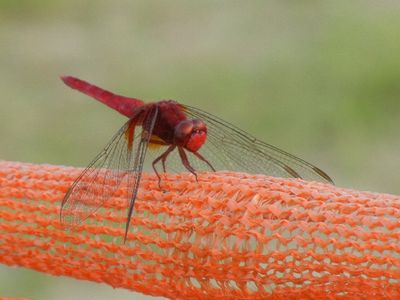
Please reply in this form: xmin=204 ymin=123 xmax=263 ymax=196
xmin=60 ymin=76 xmax=333 ymax=242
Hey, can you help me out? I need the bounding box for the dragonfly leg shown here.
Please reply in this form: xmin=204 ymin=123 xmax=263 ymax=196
xmin=193 ymin=151 xmax=216 ymax=172
xmin=149 ymin=139 xmax=171 ymax=173
xmin=161 ymin=155 xmax=167 ymax=173
xmin=152 ymin=145 xmax=175 ymax=189
xmin=178 ymin=147 xmax=198 ymax=181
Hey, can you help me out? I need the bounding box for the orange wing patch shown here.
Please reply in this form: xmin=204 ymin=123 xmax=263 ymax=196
xmin=148 ymin=135 xmax=167 ymax=150
xmin=125 ymin=120 xmax=137 ymax=150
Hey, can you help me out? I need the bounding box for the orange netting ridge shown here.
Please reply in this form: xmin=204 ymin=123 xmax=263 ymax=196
xmin=0 ymin=160 xmax=399 ymax=299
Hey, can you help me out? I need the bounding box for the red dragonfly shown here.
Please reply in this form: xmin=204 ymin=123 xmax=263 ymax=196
xmin=60 ymin=76 xmax=333 ymax=241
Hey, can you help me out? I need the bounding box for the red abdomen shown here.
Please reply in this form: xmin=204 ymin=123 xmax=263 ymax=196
xmin=61 ymin=76 xmax=144 ymax=118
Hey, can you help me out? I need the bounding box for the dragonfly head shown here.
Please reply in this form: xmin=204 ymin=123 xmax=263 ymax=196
xmin=174 ymin=119 xmax=207 ymax=152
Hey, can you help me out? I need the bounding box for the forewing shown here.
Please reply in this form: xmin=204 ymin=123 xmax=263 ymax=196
xmin=60 ymin=119 xmax=137 ymax=226
xmin=123 ymin=106 xmax=159 ymax=241
xmin=184 ymin=105 xmax=333 ymax=184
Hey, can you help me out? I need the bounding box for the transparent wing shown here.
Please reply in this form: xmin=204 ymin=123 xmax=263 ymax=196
xmin=183 ymin=105 xmax=333 ymax=184
xmin=60 ymin=107 xmax=159 ymax=230
xmin=123 ymin=106 xmax=159 ymax=241
xmin=60 ymin=119 xmax=136 ymax=226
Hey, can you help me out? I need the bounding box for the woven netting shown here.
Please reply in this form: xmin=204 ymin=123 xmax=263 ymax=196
xmin=0 ymin=160 xmax=399 ymax=299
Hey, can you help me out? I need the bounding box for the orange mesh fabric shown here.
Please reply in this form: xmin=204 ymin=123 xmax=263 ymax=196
xmin=0 ymin=160 xmax=399 ymax=299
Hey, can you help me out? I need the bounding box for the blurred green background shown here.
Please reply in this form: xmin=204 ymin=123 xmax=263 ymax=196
xmin=1 ymin=1 xmax=400 ymax=299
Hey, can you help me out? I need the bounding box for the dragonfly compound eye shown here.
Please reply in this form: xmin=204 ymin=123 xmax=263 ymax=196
xmin=192 ymin=119 xmax=207 ymax=132
xmin=174 ymin=119 xmax=207 ymax=152
xmin=174 ymin=120 xmax=193 ymax=143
